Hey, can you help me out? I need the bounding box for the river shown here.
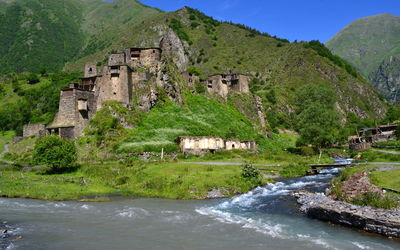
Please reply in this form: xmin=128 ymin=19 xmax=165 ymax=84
xmin=1 ymin=168 xmax=399 ymax=250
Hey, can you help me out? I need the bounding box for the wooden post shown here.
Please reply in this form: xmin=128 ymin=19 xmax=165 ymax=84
xmin=161 ymin=148 xmax=164 ymax=160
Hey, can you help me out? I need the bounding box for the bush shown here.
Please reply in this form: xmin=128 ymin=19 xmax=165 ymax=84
xmin=300 ymin=146 xmax=316 ymax=156
xmin=27 ymin=73 xmax=40 ymax=84
xmin=33 ymin=136 xmax=77 ymax=172
xmin=241 ymin=162 xmax=260 ymax=178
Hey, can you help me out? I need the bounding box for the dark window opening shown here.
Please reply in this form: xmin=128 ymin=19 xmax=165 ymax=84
xmin=113 ymin=92 xmax=117 ymax=95
xmin=80 ymin=110 xmax=89 ymax=119
xmin=89 ymin=68 xmax=92 ymax=72
xmin=232 ymin=144 xmax=235 ymax=149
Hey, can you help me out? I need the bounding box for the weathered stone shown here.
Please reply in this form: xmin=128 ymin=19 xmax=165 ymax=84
xmin=179 ymin=136 xmax=256 ymax=154
xmin=23 ymin=124 xmax=46 ymax=138
xmin=294 ymin=191 xmax=400 ymax=238
xmin=206 ymin=74 xmax=250 ymax=98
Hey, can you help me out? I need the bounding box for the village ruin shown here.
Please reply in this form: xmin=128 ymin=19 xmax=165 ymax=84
xmin=179 ymin=136 xmax=256 ymax=154
xmin=348 ymin=124 xmax=398 ymax=151
xmin=20 ymin=44 xmax=258 ymax=153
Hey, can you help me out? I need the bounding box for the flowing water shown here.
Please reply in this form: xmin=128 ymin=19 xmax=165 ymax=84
xmin=1 ymin=168 xmax=399 ymax=250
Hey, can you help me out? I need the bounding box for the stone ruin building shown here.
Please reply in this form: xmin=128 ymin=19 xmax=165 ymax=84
xmin=348 ymin=124 xmax=398 ymax=151
xmin=179 ymin=136 xmax=256 ymax=154
xmin=20 ymin=44 xmax=262 ymax=153
xmin=25 ymin=47 xmax=162 ymax=140
xmin=205 ymin=74 xmax=250 ymax=98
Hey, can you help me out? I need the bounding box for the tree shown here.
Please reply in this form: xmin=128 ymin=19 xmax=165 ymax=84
xmin=295 ymin=83 xmax=341 ymax=157
xmin=33 ymin=136 xmax=77 ymax=172
xmin=395 ymin=125 xmax=400 ymax=139
xmin=381 ymin=106 xmax=400 ymax=124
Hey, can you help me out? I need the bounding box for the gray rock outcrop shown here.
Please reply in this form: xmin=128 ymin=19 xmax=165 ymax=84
xmin=293 ymin=191 xmax=400 ymax=238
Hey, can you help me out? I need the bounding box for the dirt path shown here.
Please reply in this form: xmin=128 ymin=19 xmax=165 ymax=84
xmin=182 ymin=161 xmax=281 ymax=167
xmin=0 ymin=144 xmax=9 ymax=157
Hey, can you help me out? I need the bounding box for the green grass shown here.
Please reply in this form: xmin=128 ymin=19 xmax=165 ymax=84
xmin=357 ymin=150 xmax=400 ymax=162
xmin=373 ymin=140 xmax=400 ymax=149
xmin=118 ymin=93 xmax=263 ymax=153
xmin=0 ymin=160 xmax=268 ymax=200
xmin=370 ymin=169 xmax=400 ymax=192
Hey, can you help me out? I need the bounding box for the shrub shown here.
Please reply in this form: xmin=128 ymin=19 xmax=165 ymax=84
xmin=241 ymin=162 xmax=260 ymax=178
xmin=115 ymin=176 xmax=130 ymax=186
xmin=187 ymin=66 xmax=201 ymax=76
xmin=27 ymin=73 xmax=40 ymax=84
xmin=33 ymin=136 xmax=77 ymax=172
xmin=300 ymin=146 xmax=316 ymax=156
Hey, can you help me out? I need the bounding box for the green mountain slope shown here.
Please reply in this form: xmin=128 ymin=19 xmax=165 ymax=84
xmin=0 ymin=0 xmax=160 ymax=74
xmin=326 ymin=13 xmax=400 ymax=103
xmin=66 ymin=7 xmax=387 ymax=121
xmin=0 ymin=1 xmax=390 ymax=142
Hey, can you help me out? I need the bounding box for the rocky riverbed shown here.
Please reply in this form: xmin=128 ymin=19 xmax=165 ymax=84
xmin=293 ymin=191 xmax=400 ymax=238
xmin=0 ymin=220 xmax=22 ymax=249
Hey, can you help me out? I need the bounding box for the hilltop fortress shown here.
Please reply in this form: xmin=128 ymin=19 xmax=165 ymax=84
xmin=22 ymin=43 xmax=262 ymax=150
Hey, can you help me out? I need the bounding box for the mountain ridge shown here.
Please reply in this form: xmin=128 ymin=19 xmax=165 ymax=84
xmin=326 ymin=13 xmax=400 ymax=103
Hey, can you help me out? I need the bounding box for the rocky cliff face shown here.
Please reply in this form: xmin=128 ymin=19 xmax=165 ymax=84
xmin=369 ymin=56 xmax=400 ymax=104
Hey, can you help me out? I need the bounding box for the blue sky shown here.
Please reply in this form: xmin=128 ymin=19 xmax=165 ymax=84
xmin=112 ymin=0 xmax=400 ymax=42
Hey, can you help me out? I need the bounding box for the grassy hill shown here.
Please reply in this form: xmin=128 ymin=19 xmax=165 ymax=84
xmin=0 ymin=1 xmax=391 ymax=148
xmin=66 ymin=6 xmax=387 ymax=122
xmin=326 ymin=13 xmax=400 ymax=103
xmin=0 ymin=0 xmax=160 ymax=74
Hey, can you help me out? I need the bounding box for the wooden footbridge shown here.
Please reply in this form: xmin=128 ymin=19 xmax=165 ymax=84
xmin=307 ymin=162 xmax=354 ymax=175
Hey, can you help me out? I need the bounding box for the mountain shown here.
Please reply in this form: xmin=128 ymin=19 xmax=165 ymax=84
xmin=0 ymin=0 xmax=161 ymax=74
xmin=326 ymin=13 xmax=400 ymax=103
xmin=0 ymin=0 xmax=389 ymax=137
xmin=369 ymin=56 xmax=400 ymax=104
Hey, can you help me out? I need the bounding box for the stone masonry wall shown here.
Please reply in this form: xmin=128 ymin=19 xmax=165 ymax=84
xmin=49 ymin=89 xmax=76 ymax=128
xmin=96 ymin=65 xmax=132 ymax=110
xmin=23 ymin=124 xmax=46 ymax=137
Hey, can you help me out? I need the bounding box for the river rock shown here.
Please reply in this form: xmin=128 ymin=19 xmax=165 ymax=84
xmin=206 ymin=188 xmax=228 ymax=199
xmin=293 ymin=191 xmax=400 ymax=238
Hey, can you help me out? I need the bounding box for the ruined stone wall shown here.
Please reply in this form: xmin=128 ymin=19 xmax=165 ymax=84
xmin=231 ymin=75 xmax=250 ymax=94
xmin=349 ymin=142 xmax=371 ymax=152
xmin=207 ymin=75 xmax=229 ymax=97
xmin=23 ymin=124 xmax=46 ymax=137
xmin=181 ymin=72 xmax=199 ymax=87
xmin=225 ymin=140 xmax=242 ymax=150
xmin=60 ymin=127 xmax=75 ymax=140
xmin=180 ymin=137 xmax=224 ymax=152
xmin=49 ymin=89 xmax=76 ymax=128
xmin=96 ymin=65 xmax=132 ymax=110
xmin=138 ymin=49 xmax=161 ymax=68
xmin=73 ymin=89 xmax=96 ymax=138
xmin=108 ymin=53 xmax=126 ymax=66
xmin=125 ymin=48 xmax=161 ymax=70
xmin=84 ymin=63 xmax=97 ymax=78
